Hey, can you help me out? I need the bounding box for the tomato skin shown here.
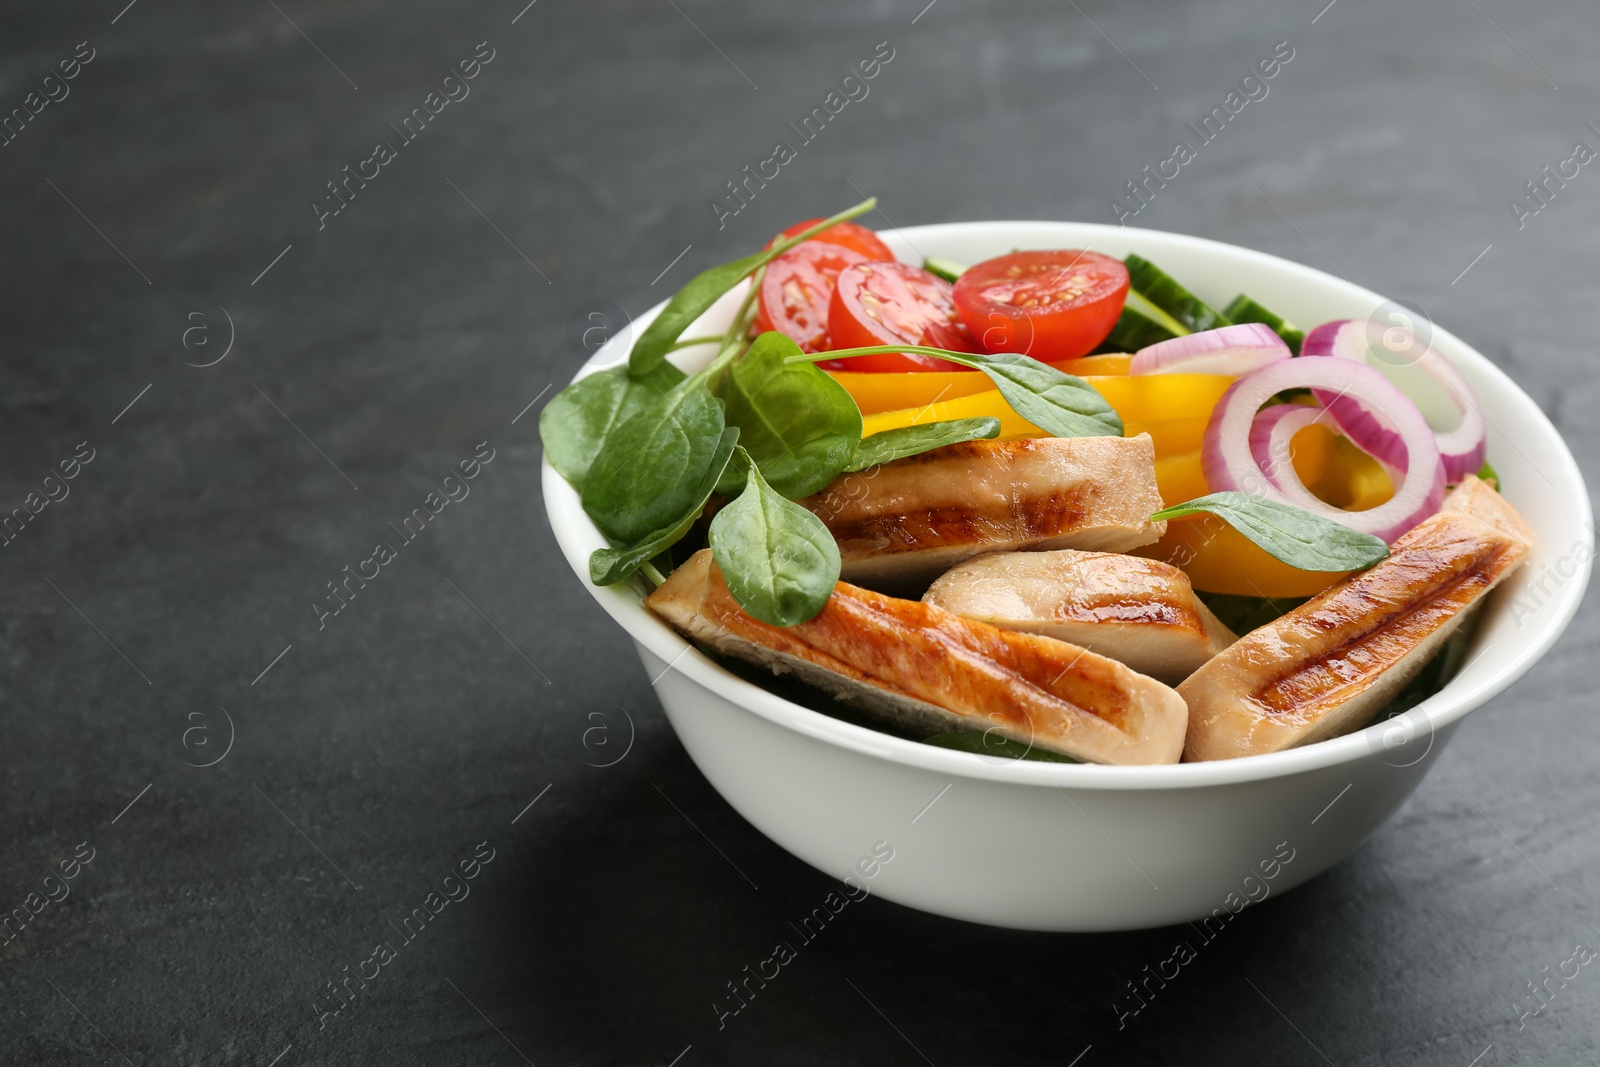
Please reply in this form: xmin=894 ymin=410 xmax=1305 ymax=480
xmin=766 ymin=219 xmax=895 ymax=262
xmin=827 ymin=261 xmax=979 ymax=372
xmin=952 ymin=250 xmax=1129 ymax=361
xmin=755 ymin=242 xmax=869 ymax=352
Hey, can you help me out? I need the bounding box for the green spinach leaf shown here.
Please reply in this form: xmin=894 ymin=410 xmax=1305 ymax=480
xmin=540 ymin=361 xmax=686 ymax=489
xmin=1150 ymin=492 xmax=1391 ymax=572
xmin=845 ymin=417 xmax=1001 ymax=472
xmin=1195 ymin=591 xmax=1311 ymax=635
xmin=954 ymin=350 xmax=1123 ymax=438
xmin=788 ymin=345 xmax=1123 ymax=438
xmin=582 ymin=380 xmax=725 ymax=544
xmin=588 ymin=427 xmax=739 ymax=585
xmin=629 ymin=198 xmax=876 ymax=377
xmin=720 ymin=331 xmax=862 ymax=499
xmin=713 ymin=446 xmax=750 ymax=498
xmin=709 ymin=453 xmax=840 ymax=626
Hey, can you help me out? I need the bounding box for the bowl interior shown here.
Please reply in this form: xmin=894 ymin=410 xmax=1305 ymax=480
xmin=543 ymin=221 xmax=1592 ymax=788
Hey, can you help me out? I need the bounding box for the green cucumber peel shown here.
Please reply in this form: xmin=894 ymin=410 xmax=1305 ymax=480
xmin=1124 ymin=254 xmax=1232 ymax=333
xmin=922 ymin=256 xmax=967 ymax=283
xmin=1222 ymin=294 xmax=1305 ymax=353
xmin=1123 ymin=288 xmax=1190 ymax=337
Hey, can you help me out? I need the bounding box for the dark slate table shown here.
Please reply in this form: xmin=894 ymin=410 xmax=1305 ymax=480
xmin=3 ymin=0 xmax=1595 ymax=1063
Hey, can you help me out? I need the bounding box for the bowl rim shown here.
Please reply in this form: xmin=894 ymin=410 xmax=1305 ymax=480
xmin=542 ymin=219 xmax=1593 ymax=791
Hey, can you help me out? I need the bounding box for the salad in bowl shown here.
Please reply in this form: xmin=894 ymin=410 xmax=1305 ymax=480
xmin=542 ymin=199 xmax=1538 ymax=768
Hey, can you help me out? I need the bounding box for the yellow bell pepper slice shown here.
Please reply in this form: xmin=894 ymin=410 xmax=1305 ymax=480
xmin=860 ymin=373 xmax=1237 ymax=450
xmin=1140 ymin=516 xmax=1349 ymax=598
xmin=1124 ymin=416 xmax=1210 ymax=458
xmin=1310 ymin=435 xmax=1394 ymax=511
xmin=1060 ymin=353 xmax=1134 ymax=376
xmin=1154 ymin=452 xmax=1210 ymax=507
xmin=830 ymin=354 xmax=1148 ymax=417
xmin=1086 ymin=373 xmax=1235 ymax=425
xmin=1344 ymin=460 xmax=1395 ymax=511
xmin=861 ymin=389 xmax=1042 ymax=441
xmin=828 ymin=369 xmax=993 ymax=417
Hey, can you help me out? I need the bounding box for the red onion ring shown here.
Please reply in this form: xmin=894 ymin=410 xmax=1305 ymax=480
xmin=1302 ymin=319 xmax=1487 ymax=482
xmin=1248 ymin=403 xmax=1330 ymax=492
xmin=1130 ymin=323 xmax=1290 ymax=376
xmin=1203 ymin=358 xmax=1445 ymax=543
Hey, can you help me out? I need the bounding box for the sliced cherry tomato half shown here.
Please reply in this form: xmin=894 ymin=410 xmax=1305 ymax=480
xmin=952 ymin=250 xmax=1130 ymax=361
xmin=827 ymin=261 xmax=979 ymax=372
xmin=765 ymin=218 xmax=895 ymax=262
xmin=754 ymin=241 xmax=869 ymax=353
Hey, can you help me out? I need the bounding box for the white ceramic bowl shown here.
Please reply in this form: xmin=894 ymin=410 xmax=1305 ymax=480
xmin=544 ymin=222 xmax=1592 ymax=931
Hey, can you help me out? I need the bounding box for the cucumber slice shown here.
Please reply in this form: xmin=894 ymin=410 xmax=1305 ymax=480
xmin=1095 ymin=288 xmax=1188 ymax=353
xmin=922 ymin=256 xmax=967 ymax=283
xmin=1124 ymin=254 xmax=1233 ymax=333
xmin=1125 ymin=288 xmax=1189 ymax=337
xmin=1223 ymin=295 xmax=1305 ymax=354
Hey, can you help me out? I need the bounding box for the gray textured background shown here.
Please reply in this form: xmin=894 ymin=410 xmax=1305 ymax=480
xmin=2 ymin=0 xmax=1597 ymax=1064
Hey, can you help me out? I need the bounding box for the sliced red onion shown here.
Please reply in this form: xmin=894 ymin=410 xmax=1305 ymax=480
xmin=1130 ymin=323 xmax=1291 ymax=376
xmin=1248 ymin=403 xmax=1328 ymax=492
xmin=1300 ymin=319 xmax=1369 ymax=362
xmin=1203 ymin=359 xmax=1445 ymax=544
xmin=1302 ymin=319 xmax=1487 ymax=482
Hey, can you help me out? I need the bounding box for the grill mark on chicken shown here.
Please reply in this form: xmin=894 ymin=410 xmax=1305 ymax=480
xmin=827 ymin=506 xmax=1013 ymax=554
xmin=1073 ymin=599 xmax=1190 ymax=626
xmin=1177 ymin=477 xmax=1533 ymax=761
xmin=1253 ymin=553 xmax=1502 ymax=717
xmin=922 ymin=549 xmax=1236 ymax=685
xmin=1012 ymin=485 xmax=1095 ymax=539
xmin=827 ymin=483 xmax=1097 ymax=555
xmin=698 ymin=561 xmax=1135 ymax=732
xmin=646 ymin=550 xmax=1189 ymax=763
xmin=801 ymin=435 xmax=1167 ymax=592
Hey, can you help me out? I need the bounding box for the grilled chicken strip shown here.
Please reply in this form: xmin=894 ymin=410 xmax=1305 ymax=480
xmin=647 ymin=549 xmax=1188 ymax=765
xmin=798 ymin=434 xmax=1167 ymax=593
xmin=1179 ymin=476 xmax=1533 ymax=762
xmin=924 ymin=550 xmax=1238 ymax=685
